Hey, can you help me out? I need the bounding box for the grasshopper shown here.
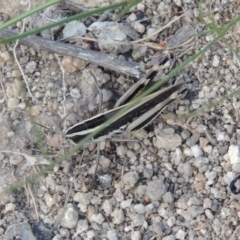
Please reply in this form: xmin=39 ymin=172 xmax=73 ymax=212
xmin=65 ymin=77 xmax=187 ymax=145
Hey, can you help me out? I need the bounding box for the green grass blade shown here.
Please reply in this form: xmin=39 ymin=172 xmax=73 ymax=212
xmin=0 ymin=0 xmax=62 ymax=32
xmin=0 ymin=1 xmax=128 ymax=44
xmin=117 ymin=0 xmax=142 ymax=19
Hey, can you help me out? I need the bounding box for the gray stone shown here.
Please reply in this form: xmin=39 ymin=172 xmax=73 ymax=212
xmin=162 ymin=192 xmax=174 ymax=203
xmin=63 ymin=21 xmax=86 ymax=39
xmin=76 ymin=219 xmax=88 ymax=234
xmin=60 ymin=203 xmax=78 ymax=229
xmin=188 ymin=205 xmax=204 ymax=218
xmin=186 ymin=134 xmax=200 ymax=146
xmin=99 ymin=155 xmax=111 ymax=171
xmin=131 ymin=231 xmax=141 ymax=240
xmin=120 ymin=199 xmax=132 ymax=209
xmin=132 ymin=45 xmax=148 ymax=60
xmin=146 ymin=180 xmax=167 ymax=201
xmin=90 ymin=213 xmax=105 ymax=224
xmin=111 ymin=208 xmax=124 ymax=224
xmin=131 ymin=214 xmax=145 ymax=227
xmin=122 ymin=171 xmax=139 ymax=187
xmin=156 ymin=129 xmax=182 ymax=150
xmin=134 ymin=203 xmax=146 ymax=214
xmin=191 ymin=145 xmax=203 ymax=158
xmin=137 ymin=185 xmax=146 ymax=197
xmin=177 ymin=163 xmax=193 ymax=176
xmin=193 ymin=157 xmax=209 ymax=172
xmin=143 ymin=164 xmax=153 ymax=179
xmin=107 ymin=229 xmax=118 ymax=240
xmin=175 ymin=229 xmax=187 ymax=240
xmin=102 ymin=199 xmax=113 ymax=215
xmin=145 ymin=203 xmax=155 ymax=214
xmin=70 ymin=88 xmax=81 ymax=99
xmin=25 ymin=61 xmax=36 ymax=73
xmin=228 ymin=145 xmax=240 ymax=164
xmin=4 ymin=223 xmax=35 ymax=240
xmin=98 ymin=24 xmax=131 ymax=54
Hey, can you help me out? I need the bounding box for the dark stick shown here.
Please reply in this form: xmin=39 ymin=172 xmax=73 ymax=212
xmin=0 ymin=28 xmax=141 ymax=78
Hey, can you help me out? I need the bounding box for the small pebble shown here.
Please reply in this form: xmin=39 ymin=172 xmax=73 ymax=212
xmin=133 ymin=22 xmax=145 ymax=33
xmin=191 ymin=145 xmax=203 ymax=158
xmin=146 ymin=180 xmax=167 ymax=201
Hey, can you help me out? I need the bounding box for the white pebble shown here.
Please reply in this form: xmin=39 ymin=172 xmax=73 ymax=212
xmin=212 ymin=55 xmax=220 ymax=67
xmin=70 ymin=88 xmax=81 ymax=99
xmin=133 ymin=22 xmax=145 ymax=33
xmin=216 ymin=131 xmax=226 ymax=141
xmin=228 ymin=145 xmax=240 ymax=164
xmin=191 ymin=145 xmax=203 ymax=158
xmin=7 ymin=98 xmax=19 ymax=109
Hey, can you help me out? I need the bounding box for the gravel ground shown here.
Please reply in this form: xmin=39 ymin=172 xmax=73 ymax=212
xmin=1 ymin=1 xmax=240 ymax=240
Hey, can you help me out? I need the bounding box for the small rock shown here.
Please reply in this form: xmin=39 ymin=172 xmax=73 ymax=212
xmin=187 ymin=197 xmax=202 ymax=206
xmin=63 ymin=21 xmax=86 ymax=39
xmin=162 ymin=192 xmax=174 ymax=203
xmin=7 ymin=98 xmax=19 ymax=109
xmin=162 ymin=235 xmax=175 ymax=240
xmin=4 ymin=223 xmax=36 ymax=240
xmin=177 ymin=162 xmax=193 ymax=176
xmin=167 ymin=216 xmax=176 ymax=227
xmin=186 ymin=134 xmax=200 ymax=146
xmin=122 ymin=171 xmax=139 ymax=187
xmin=102 ymin=199 xmax=113 ymax=215
xmin=181 ymin=129 xmax=191 ymax=140
xmin=147 ymin=27 xmax=158 ymax=41
xmin=131 ymin=214 xmax=145 ymax=227
xmin=90 ymin=213 xmax=105 ymax=224
xmin=173 ymin=0 xmax=182 ymax=7
xmin=156 ymin=129 xmax=182 ymax=150
xmin=116 ymin=145 xmax=127 ymax=156
xmin=113 ymin=189 xmax=124 ymax=202
xmin=193 ymin=157 xmax=209 ymax=171
xmin=188 ymin=205 xmax=204 ymax=218
xmin=60 ymin=203 xmax=78 ymax=229
xmin=212 ymin=55 xmax=220 ymax=67
xmin=216 ymin=131 xmax=226 ymax=141
xmin=4 ymin=203 xmax=16 ymax=213
xmin=134 ymin=204 xmax=145 ymax=214
xmin=206 ymin=171 xmax=217 ymax=185
xmin=145 ymin=203 xmax=155 ymax=214
xmin=153 ymin=221 xmax=163 ymax=238
xmin=146 ymin=180 xmax=167 ymax=201
xmin=194 ymin=182 xmax=205 ymax=192
xmin=70 ymin=88 xmax=81 ymax=99
xmin=132 ymin=45 xmax=148 ymax=60
xmin=175 ymin=229 xmax=187 ymax=240
xmin=120 ymin=199 xmax=132 ymax=209
xmin=205 ymin=209 xmax=214 ymax=219
xmin=29 ymin=106 xmax=41 ymax=116
xmin=175 ymin=197 xmax=188 ymax=210
xmin=111 ymin=208 xmax=124 ymax=224
xmin=25 ymin=61 xmax=36 ymax=73
xmin=76 ymin=219 xmax=88 ymax=234
xmin=107 ymin=229 xmax=118 ymax=240
xmin=143 ymin=163 xmax=153 ymax=179
xmin=98 ymin=24 xmax=131 ymax=54
xmin=62 ymin=56 xmax=86 ymax=73
xmin=99 ymin=155 xmax=111 ymax=171
xmin=228 ymin=145 xmax=240 ymax=164
xmin=12 ymin=69 xmax=21 ymax=78
xmin=131 ymin=231 xmax=141 ymax=240
xmin=191 ymin=145 xmax=203 ymax=158
xmin=133 ymin=22 xmax=145 ymax=33
xmin=44 ymin=193 xmax=54 ymax=208
xmin=137 ymin=185 xmax=146 ymax=197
